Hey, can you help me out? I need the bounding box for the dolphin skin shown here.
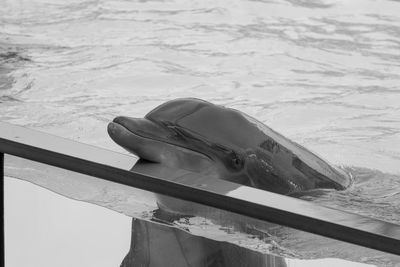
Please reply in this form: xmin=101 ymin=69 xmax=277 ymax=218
xmin=108 ymin=98 xmax=351 ymax=196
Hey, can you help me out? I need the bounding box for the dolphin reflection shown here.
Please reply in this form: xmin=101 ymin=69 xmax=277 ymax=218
xmin=121 ymin=218 xmax=287 ymax=267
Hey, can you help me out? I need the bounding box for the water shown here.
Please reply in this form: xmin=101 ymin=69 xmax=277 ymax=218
xmin=1 ymin=0 xmax=400 ymax=266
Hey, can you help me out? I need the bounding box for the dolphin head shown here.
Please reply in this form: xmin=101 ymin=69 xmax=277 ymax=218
xmin=107 ymin=98 xmax=250 ymax=184
xmin=108 ymin=98 xmax=351 ymax=194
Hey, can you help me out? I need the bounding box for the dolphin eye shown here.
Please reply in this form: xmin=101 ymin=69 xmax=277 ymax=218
xmin=231 ymin=154 xmax=244 ymax=170
xmin=211 ymin=144 xmax=244 ymax=171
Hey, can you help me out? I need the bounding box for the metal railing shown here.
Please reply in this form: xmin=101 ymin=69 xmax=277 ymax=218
xmin=1 ymin=152 xmax=4 ymax=267
xmin=1 ymin=122 xmax=400 ymax=255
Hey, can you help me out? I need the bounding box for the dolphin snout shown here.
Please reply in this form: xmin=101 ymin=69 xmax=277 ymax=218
xmin=112 ymin=116 xmax=172 ymax=140
xmin=108 ymin=116 xmax=214 ymax=171
xmin=107 ymin=120 xmax=119 ymax=137
xmin=112 ymin=116 xmax=141 ymax=134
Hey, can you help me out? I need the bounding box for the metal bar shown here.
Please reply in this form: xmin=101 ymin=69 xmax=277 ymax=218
xmin=1 ymin=152 xmax=4 ymax=267
xmin=0 ymin=122 xmax=400 ymax=255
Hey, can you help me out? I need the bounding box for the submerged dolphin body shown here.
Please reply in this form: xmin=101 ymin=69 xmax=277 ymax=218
xmin=108 ymin=98 xmax=351 ymax=197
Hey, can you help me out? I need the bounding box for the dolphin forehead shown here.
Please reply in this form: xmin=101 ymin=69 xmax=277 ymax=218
xmin=145 ymin=98 xmax=265 ymax=149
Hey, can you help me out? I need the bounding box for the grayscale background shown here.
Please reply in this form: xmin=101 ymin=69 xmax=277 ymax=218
xmin=1 ymin=0 xmax=400 ymax=266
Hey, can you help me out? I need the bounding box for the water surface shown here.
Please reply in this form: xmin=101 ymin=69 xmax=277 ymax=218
xmin=1 ymin=0 xmax=400 ymax=266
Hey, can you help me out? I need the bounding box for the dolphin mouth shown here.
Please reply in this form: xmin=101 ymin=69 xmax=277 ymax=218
xmin=108 ymin=116 xmax=213 ymax=172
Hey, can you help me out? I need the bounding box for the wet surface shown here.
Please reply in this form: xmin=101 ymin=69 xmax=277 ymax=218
xmin=1 ymin=0 xmax=400 ymax=266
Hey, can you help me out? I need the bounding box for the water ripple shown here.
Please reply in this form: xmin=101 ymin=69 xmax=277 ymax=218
xmin=1 ymin=0 xmax=400 ymax=264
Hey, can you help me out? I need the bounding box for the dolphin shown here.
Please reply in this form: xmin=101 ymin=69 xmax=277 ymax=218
xmin=108 ymin=98 xmax=352 ymax=196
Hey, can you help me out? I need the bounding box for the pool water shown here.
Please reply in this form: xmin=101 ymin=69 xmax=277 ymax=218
xmin=1 ymin=0 xmax=400 ymax=266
